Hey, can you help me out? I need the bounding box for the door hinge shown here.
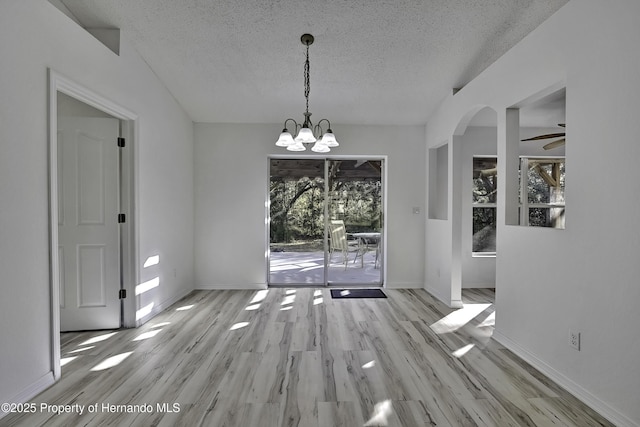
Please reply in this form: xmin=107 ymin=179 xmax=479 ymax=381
xmin=117 ymin=137 xmax=126 ymax=148
xmin=119 ymin=289 xmax=127 ymax=299
xmin=118 ymin=213 xmax=126 ymax=223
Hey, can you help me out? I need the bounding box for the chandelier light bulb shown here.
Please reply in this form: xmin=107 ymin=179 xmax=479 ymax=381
xmin=311 ymin=140 xmax=330 ymax=153
xmin=321 ymin=131 xmax=338 ymax=147
xmin=275 ymin=130 xmax=294 ymax=147
xmin=295 ymin=127 xmax=317 ymax=143
xmin=286 ymin=141 xmax=306 ymax=152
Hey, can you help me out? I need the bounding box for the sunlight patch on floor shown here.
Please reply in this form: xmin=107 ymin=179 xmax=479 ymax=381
xmin=430 ymin=303 xmax=491 ymax=334
xmin=133 ymin=329 xmax=162 ymax=341
xmin=80 ymin=332 xmax=117 ymax=346
xmin=67 ymin=346 xmax=94 ymax=354
xmin=250 ymin=289 xmax=269 ymax=304
xmin=364 ymin=400 xmax=392 ymax=426
xmin=477 ymin=311 xmax=495 ymax=328
xmin=281 ymin=295 xmax=296 ymax=306
xmin=452 ymin=343 xmax=475 ymax=358
xmin=230 ymin=322 xmax=249 ymax=331
xmin=90 ymin=352 xmax=133 ymax=371
xmin=149 ymin=322 xmax=171 ymax=329
xmin=60 ymin=356 xmax=77 ymax=367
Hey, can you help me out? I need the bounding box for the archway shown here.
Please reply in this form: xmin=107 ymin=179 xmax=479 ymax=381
xmin=451 ymin=106 xmax=498 ymax=305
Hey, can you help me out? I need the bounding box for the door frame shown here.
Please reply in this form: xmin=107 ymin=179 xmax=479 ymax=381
xmin=48 ymin=69 xmax=139 ymax=379
xmin=266 ymin=154 xmax=387 ymax=287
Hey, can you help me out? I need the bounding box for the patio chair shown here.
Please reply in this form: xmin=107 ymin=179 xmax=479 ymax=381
xmin=351 ymin=231 xmax=381 ymax=269
xmin=329 ymin=220 xmax=360 ymax=269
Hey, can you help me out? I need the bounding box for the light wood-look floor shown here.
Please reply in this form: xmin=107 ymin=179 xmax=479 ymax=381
xmin=1 ymin=288 xmax=613 ymax=427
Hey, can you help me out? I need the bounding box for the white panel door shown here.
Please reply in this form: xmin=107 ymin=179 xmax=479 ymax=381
xmin=58 ymin=117 xmax=120 ymax=331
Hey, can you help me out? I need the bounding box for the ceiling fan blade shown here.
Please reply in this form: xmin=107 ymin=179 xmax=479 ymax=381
xmin=521 ymin=132 xmax=566 ymax=141
xmin=479 ymin=168 xmax=497 ymax=176
xmin=543 ymin=138 xmax=565 ymax=150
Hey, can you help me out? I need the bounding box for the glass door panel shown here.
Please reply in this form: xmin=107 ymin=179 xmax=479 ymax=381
xmin=269 ymin=159 xmax=326 ymax=285
xmin=326 ymin=159 xmax=383 ymax=285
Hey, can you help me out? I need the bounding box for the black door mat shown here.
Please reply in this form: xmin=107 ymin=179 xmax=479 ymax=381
xmin=330 ymin=289 xmax=387 ymax=299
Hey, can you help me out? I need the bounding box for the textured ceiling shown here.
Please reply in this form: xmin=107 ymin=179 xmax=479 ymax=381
xmin=58 ymin=0 xmax=568 ymax=126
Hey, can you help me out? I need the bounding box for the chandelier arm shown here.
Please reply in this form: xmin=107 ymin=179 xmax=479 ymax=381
xmin=283 ymin=118 xmax=298 ymax=131
xmin=317 ymin=119 xmax=331 ymax=130
xmin=313 ymin=124 xmax=322 ymax=138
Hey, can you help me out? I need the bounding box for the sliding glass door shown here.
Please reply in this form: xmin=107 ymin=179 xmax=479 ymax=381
xmin=269 ymin=157 xmax=383 ymax=286
xmin=326 ymin=159 xmax=382 ymax=285
xmin=269 ymin=159 xmax=326 ymax=285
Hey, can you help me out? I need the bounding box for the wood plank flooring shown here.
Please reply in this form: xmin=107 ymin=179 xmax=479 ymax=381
xmin=1 ymin=288 xmax=613 ymax=427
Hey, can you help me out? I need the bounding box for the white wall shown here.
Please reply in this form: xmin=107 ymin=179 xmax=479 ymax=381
xmin=425 ymin=0 xmax=640 ymax=425
xmin=0 ymin=0 xmax=194 ymax=409
xmin=194 ymin=123 xmax=425 ymax=289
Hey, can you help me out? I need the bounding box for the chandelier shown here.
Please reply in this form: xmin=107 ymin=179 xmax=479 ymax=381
xmin=275 ymin=34 xmax=339 ymax=153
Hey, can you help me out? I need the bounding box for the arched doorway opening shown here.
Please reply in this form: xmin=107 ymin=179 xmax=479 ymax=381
xmin=451 ymin=106 xmax=498 ymax=305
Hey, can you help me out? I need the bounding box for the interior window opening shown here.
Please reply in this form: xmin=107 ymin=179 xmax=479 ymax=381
xmin=472 ymin=156 xmax=497 ymax=255
xmin=519 ymin=157 xmax=565 ymax=228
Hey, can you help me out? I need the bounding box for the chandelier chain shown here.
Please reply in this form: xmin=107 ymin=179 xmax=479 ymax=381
xmin=304 ymin=43 xmax=310 ymax=116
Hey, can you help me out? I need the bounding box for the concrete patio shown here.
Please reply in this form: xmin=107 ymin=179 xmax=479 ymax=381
xmin=269 ymin=250 xmax=382 ymax=285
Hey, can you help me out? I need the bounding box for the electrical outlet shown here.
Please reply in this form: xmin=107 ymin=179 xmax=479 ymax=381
xmin=569 ymin=331 xmax=580 ymax=350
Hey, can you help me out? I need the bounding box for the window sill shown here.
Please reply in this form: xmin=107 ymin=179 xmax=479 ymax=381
xmin=472 ymin=252 xmax=496 ymax=258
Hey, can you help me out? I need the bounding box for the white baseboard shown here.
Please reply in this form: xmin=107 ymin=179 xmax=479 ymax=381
xmin=0 ymin=371 xmax=55 ymax=420
xmin=449 ymin=298 xmax=463 ymax=308
xmin=424 ymin=284 xmax=463 ymax=308
xmin=461 ymin=283 xmax=495 ymax=289
xmin=195 ymin=283 xmax=267 ymax=290
xmin=197 ymin=283 xmax=426 ymax=290
xmin=493 ymin=331 xmax=638 ymax=427
xmin=385 ymin=281 xmax=423 ymax=289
